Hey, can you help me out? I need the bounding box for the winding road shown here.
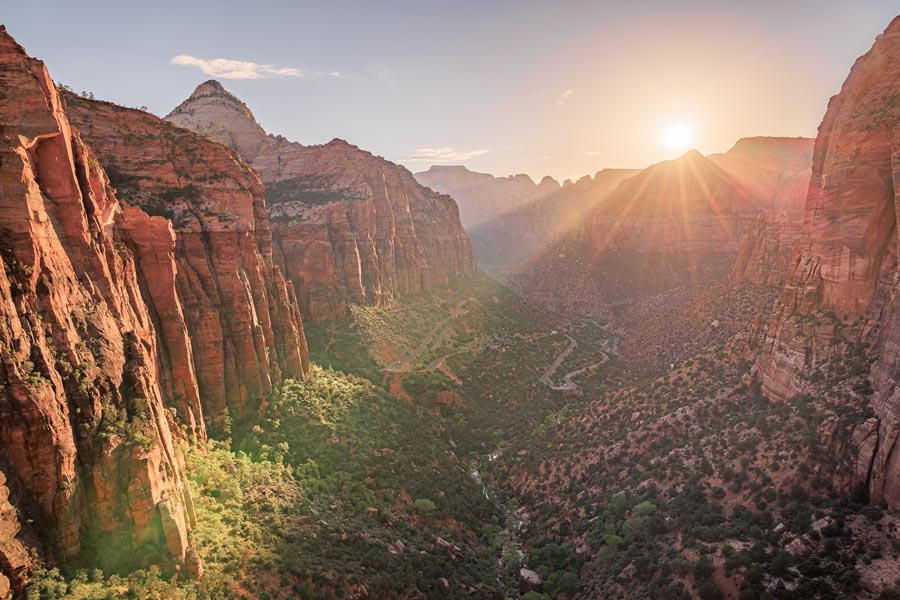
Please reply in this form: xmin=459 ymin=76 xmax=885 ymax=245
xmin=383 ymin=300 xmax=611 ymax=393
xmin=548 ymin=357 xmax=608 ymax=391
xmin=540 ymin=332 xmax=610 ymax=392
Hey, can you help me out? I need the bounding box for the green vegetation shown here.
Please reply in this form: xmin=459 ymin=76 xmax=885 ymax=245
xmin=265 ymin=175 xmax=368 ymax=208
xmin=28 ymin=364 xmax=513 ymax=598
xmin=26 ymin=267 xmax=893 ymax=599
xmin=493 ymin=317 xmax=888 ymax=599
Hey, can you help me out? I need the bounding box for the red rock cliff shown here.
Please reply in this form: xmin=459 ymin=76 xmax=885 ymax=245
xmin=0 ymin=27 xmax=198 ymax=588
xmin=166 ymin=81 xmax=474 ymax=321
xmin=719 ymin=137 xmax=814 ymax=287
xmin=756 ymin=17 xmax=900 ymax=506
xmin=64 ymin=94 xmax=310 ymax=431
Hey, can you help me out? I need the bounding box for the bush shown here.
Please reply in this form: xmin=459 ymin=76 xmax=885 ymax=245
xmin=414 ymin=498 xmax=437 ymax=515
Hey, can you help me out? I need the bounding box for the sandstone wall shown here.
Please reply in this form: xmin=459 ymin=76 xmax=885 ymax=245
xmin=0 ymin=27 xmax=198 ymax=587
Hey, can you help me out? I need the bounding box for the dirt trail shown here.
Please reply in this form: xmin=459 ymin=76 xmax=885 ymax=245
xmin=385 ymin=298 xmax=474 ymax=373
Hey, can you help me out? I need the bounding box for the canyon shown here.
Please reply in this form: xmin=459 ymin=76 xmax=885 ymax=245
xmin=2 ymin=9 xmax=900 ymax=600
xmin=505 ymin=138 xmax=813 ymax=365
xmin=0 ymin=25 xmax=475 ymax=596
xmin=419 ymin=165 xmax=639 ymax=275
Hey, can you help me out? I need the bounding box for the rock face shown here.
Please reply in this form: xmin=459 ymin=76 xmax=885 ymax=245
xmin=728 ymin=211 xmax=799 ymax=287
xmin=0 ymin=468 xmax=34 ymax=598
xmin=756 ymin=17 xmax=900 ymax=506
xmin=0 ymin=27 xmax=198 ymax=586
xmin=414 ymin=165 xmax=561 ymax=229
xmin=65 ymin=93 xmax=310 ymax=431
xmin=166 ymin=82 xmax=474 ymax=321
xmin=717 ymin=137 xmax=814 ymax=287
xmin=709 ymin=136 xmax=815 ymax=220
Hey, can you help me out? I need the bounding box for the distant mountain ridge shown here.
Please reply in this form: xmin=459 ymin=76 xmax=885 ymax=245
xmin=414 ymin=165 xmax=561 ymax=229
xmin=417 ymin=164 xmax=640 ymax=275
xmin=508 ymin=138 xmax=814 ymax=365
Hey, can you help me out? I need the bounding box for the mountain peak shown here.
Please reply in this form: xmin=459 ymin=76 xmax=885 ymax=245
xmin=679 ymin=148 xmax=706 ymax=161
xmin=189 ymin=79 xmax=230 ymax=99
xmin=0 ymin=23 xmax=29 ymax=59
xmin=166 ymin=80 xmax=267 ymax=160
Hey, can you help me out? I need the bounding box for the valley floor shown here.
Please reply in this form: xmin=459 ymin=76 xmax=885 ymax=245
xmin=26 ymin=272 xmax=900 ymax=600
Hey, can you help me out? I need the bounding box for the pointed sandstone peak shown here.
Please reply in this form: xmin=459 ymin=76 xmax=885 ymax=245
xmin=678 ymin=148 xmax=706 ymax=162
xmin=189 ymin=79 xmax=229 ymax=98
xmin=166 ymin=77 xmax=474 ymax=322
xmin=0 ymin=24 xmax=29 ymax=56
xmin=167 ymin=79 xmax=269 ymax=160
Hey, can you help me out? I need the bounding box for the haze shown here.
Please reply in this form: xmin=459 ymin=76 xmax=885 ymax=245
xmin=4 ymin=0 xmax=897 ymax=181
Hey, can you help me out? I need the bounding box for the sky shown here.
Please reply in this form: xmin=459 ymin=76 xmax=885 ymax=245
xmin=3 ymin=1 xmax=898 ymax=182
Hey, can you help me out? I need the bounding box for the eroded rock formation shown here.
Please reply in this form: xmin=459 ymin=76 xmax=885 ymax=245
xmin=756 ymin=16 xmax=900 ymax=506
xmin=65 ymin=94 xmax=310 ymax=430
xmin=166 ymin=81 xmax=474 ymax=321
xmin=0 ymin=26 xmax=198 ymax=587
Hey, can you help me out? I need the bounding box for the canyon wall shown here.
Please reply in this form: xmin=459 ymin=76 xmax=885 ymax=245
xmin=466 ymin=167 xmax=639 ymax=275
xmin=0 ymin=27 xmax=199 ymax=591
xmin=415 ymin=165 xmax=561 ymax=229
xmin=720 ymin=137 xmax=814 ymax=287
xmin=756 ymin=16 xmax=900 ymax=506
xmin=65 ymin=94 xmax=310 ymax=431
xmin=509 ymin=150 xmax=764 ymax=315
xmin=166 ymin=81 xmax=474 ymax=321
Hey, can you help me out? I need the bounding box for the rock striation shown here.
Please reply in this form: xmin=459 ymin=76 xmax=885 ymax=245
xmin=64 ymin=93 xmax=310 ymax=431
xmin=716 ymin=137 xmax=814 ymax=288
xmin=756 ymin=16 xmax=900 ymax=506
xmin=728 ymin=211 xmax=799 ymax=287
xmin=0 ymin=26 xmax=199 ymax=587
xmin=166 ymin=81 xmax=474 ymax=321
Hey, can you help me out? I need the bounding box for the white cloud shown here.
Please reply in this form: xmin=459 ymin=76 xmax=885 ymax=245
xmin=400 ymin=147 xmax=489 ymax=163
xmin=171 ymin=54 xmax=339 ymax=80
xmin=584 ymin=151 xmax=603 ymax=156
xmin=555 ymin=88 xmax=575 ymax=107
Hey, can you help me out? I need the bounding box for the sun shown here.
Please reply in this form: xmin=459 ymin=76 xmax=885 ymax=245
xmin=663 ymin=122 xmax=695 ymax=151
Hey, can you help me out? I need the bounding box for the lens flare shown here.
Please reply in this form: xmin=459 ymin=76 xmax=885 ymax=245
xmin=663 ymin=122 xmax=695 ymax=150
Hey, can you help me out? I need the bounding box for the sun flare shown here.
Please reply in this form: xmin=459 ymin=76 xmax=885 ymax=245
xmin=663 ymin=122 xmax=695 ymax=151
